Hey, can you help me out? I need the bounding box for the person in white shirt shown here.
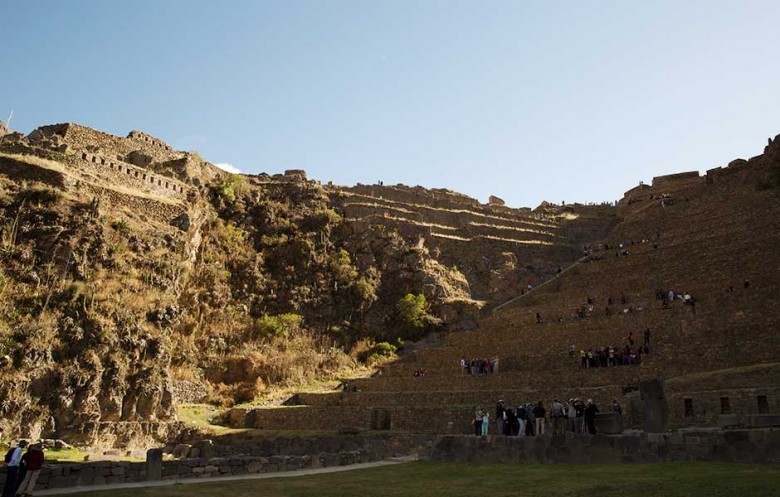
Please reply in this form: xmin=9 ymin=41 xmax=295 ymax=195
xmin=2 ymin=440 xmax=27 ymax=497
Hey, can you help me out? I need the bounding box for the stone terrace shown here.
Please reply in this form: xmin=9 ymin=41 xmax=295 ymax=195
xmin=328 ymin=183 xmax=616 ymax=300
xmin=229 ymin=135 xmax=780 ymax=435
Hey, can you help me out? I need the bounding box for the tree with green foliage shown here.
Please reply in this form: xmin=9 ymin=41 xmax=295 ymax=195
xmin=397 ymin=293 xmax=427 ymax=329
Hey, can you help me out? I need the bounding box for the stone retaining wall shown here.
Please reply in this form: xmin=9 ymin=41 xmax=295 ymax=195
xmin=226 ymin=405 xmax=475 ymax=433
xmin=430 ymin=429 xmax=780 ymax=464
xmin=74 ymin=150 xmax=190 ymax=199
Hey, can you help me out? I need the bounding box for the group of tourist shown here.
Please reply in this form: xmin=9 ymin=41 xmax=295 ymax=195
xmin=2 ymin=440 xmax=44 ymax=497
xmin=460 ymin=357 xmax=499 ymax=375
xmin=566 ymin=327 xmax=650 ymax=369
xmin=473 ymin=398 xmax=618 ymax=437
xmin=577 ymin=344 xmax=648 ymax=368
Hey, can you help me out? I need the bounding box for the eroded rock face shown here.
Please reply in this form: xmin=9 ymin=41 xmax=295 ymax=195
xmin=127 ymin=150 xmax=153 ymax=167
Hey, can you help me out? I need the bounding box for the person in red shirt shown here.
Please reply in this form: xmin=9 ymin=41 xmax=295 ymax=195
xmin=15 ymin=443 xmax=43 ymax=497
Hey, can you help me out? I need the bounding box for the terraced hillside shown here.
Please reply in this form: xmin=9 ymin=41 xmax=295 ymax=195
xmin=229 ymin=134 xmax=780 ymax=434
xmin=329 ymin=183 xmax=617 ymax=303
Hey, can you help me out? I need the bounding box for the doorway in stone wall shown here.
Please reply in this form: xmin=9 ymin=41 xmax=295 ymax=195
xmin=370 ymin=408 xmax=391 ymax=430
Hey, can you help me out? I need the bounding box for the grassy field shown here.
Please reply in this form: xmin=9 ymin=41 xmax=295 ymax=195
xmin=64 ymin=461 xmax=780 ymax=497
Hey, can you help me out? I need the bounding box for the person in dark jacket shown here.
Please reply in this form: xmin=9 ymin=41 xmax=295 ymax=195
xmin=533 ymin=401 xmax=546 ymax=436
xmin=585 ymin=399 xmax=600 ymax=434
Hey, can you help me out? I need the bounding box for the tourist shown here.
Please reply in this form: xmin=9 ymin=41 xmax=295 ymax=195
xmin=474 ymin=408 xmax=484 ymax=436
xmin=504 ymin=407 xmax=519 ymax=436
xmin=568 ymin=344 xmax=576 ymax=358
xmin=2 ymin=440 xmax=26 ymax=497
xmin=627 ymin=332 xmax=635 ymax=347
xmin=481 ymin=411 xmax=490 ymax=437
xmin=644 ymin=327 xmax=651 ymax=347
xmin=496 ymin=400 xmax=505 ymax=435
xmin=516 ymin=405 xmax=526 ymax=438
xmin=585 ymin=399 xmax=599 ymax=435
xmin=566 ymin=399 xmax=577 ymax=432
xmin=533 ymin=401 xmax=546 ymax=436
xmin=574 ymin=398 xmax=586 ymax=434
xmin=525 ymin=403 xmax=535 ymax=436
xmin=15 ymin=443 xmax=43 ymax=497
xmin=611 ymin=400 xmax=623 ymax=415
xmin=551 ymin=399 xmax=565 ymax=436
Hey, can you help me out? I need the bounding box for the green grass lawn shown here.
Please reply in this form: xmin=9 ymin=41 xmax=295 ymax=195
xmin=64 ymin=461 xmax=780 ymax=497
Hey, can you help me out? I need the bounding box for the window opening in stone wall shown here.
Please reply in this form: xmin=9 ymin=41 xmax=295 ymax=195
xmin=158 ymin=180 xmax=162 ymax=186
xmin=684 ymin=398 xmax=693 ymax=417
xmin=91 ymin=156 xmax=97 ymax=163
xmin=165 ymin=182 xmax=169 ymax=188
xmin=757 ymin=395 xmax=769 ymax=414
xmin=101 ymin=158 xmax=106 ymax=165
xmin=82 ymin=153 xmax=87 ymax=160
xmin=720 ymin=397 xmax=731 ymax=414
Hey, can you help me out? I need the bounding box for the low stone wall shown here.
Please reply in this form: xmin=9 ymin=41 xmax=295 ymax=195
xmin=430 ymin=429 xmax=780 ymax=464
xmin=0 ymin=433 xmax=435 ymax=491
xmin=189 ymin=433 xmax=436 ymax=460
xmin=0 ymin=451 xmax=373 ymax=491
xmin=226 ymin=405 xmax=474 ymax=433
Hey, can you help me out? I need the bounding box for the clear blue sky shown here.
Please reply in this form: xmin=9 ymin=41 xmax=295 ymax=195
xmin=2 ymin=0 xmax=779 ymax=207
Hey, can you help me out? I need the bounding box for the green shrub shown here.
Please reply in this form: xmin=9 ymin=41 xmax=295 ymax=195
xmin=359 ymin=341 xmax=397 ymax=362
xmin=253 ymin=313 xmax=304 ymax=342
xmin=212 ymin=174 xmax=248 ymax=205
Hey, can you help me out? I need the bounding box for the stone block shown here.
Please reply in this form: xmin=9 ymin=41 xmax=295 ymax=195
xmin=146 ymin=448 xmax=163 ymax=481
xmin=685 ymin=436 xmax=701 ymax=446
xmin=640 ymin=379 xmax=669 ymax=433
xmin=717 ymin=414 xmax=742 ymax=428
xmin=594 ymin=412 xmax=624 ymax=434
xmin=173 ymin=444 xmax=192 ymax=458
xmin=78 ymin=467 xmax=95 ymax=486
xmin=747 ymin=414 xmax=780 ymax=427
xmin=47 ymin=477 xmax=68 ymax=488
